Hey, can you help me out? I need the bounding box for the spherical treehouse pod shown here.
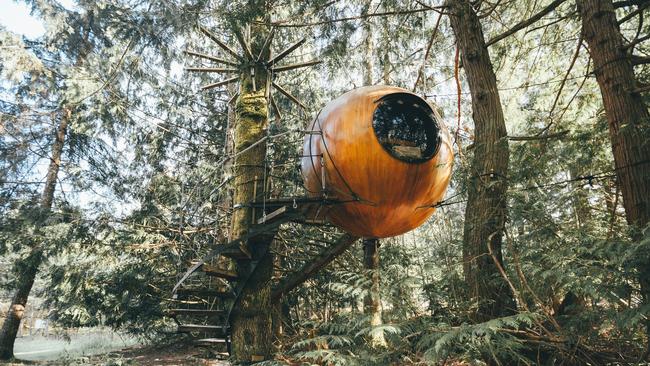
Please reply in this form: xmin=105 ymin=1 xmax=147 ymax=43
xmin=301 ymin=85 xmax=454 ymax=238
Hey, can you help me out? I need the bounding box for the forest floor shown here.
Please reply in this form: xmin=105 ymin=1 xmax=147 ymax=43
xmin=4 ymin=340 xmax=230 ymax=365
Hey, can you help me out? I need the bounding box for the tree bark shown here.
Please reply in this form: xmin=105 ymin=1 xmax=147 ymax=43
xmin=360 ymin=1 xmax=386 ymax=347
xmin=446 ymin=0 xmax=516 ymax=321
xmin=0 ymin=108 xmax=70 ymax=360
xmin=578 ymin=0 xmax=650 ymax=356
xmin=381 ymin=15 xmax=390 ymax=85
xmin=362 ymin=239 xmax=386 ymax=347
xmin=228 ymin=23 xmax=275 ymax=362
xmin=361 ymin=0 xmax=377 ymax=86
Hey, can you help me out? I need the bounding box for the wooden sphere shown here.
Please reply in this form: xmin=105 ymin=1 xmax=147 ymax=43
xmin=301 ymin=86 xmax=453 ymax=238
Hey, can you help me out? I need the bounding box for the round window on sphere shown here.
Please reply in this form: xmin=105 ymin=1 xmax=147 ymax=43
xmin=372 ymin=93 xmax=441 ymax=163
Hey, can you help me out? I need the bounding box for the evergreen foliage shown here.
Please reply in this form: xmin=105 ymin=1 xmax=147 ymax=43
xmin=1 ymin=0 xmax=649 ymax=363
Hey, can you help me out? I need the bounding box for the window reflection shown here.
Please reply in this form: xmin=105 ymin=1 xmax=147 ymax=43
xmin=372 ymin=93 xmax=441 ymax=163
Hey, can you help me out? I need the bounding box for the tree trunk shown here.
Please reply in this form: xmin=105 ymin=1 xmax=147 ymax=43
xmin=362 ymin=239 xmax=386 ymax=347
xmin=578 ymin=0 xmax=650 ymax=356
xmin=446 ymin=0 xmax=516 ymax=321
xmin=228 ymin=24 xmax=275 ymax=362
xmin=361 ymin=0 xmax=376 ymax=86
xmin=0 ymin=108 xmax=70 ymax=360
xmin=361 ymin=2 xmax=386 ymax=347
xmin=380 ymin=8 xmax=391 ymax=85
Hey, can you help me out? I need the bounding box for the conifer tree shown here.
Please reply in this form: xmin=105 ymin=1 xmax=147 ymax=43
xmin=578 ymin=0 xmax=650 ymax=356
xmin=446 ymin=0 xmax=516 ymax=320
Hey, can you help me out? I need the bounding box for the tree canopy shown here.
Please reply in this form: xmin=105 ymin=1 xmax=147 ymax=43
xmin=1 ymin=0 xmax=649 ymax=364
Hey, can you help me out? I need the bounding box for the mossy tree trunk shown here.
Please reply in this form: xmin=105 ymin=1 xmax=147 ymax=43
xmin=446 ymin=0 xmax=516 ymax=321
xmin=228 ymin=23 xmax=275 ymax=362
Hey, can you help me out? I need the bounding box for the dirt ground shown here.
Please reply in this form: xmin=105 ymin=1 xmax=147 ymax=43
xmin=2 ymin=342 xmax=231 ymax=366
xmin=102 ymin=343 xmax=231 ymax=366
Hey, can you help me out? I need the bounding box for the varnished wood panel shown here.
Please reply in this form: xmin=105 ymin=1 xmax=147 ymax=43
xmin=301 ymin=86 xmax=453 ymax=238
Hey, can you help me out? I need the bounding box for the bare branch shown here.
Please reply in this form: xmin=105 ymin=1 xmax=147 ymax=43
xmin=548 ymin=35 xmax=583 ymax=118
xmin=231 ymin=25 xmax=254 ymax=61
xmin=633 ymin=84 xmax=650 ymax=93
xmin=184 ymin=50 xmax=239 ymax=66
xmin=272 ymin=82 xmax=307 ymax=109
xmin=199 ymin=26 xmax=244 ymax=62
xmin=270 ymin=94 xmax=282 ymax=120
xmin=185 ymin=67 xmax=239 ymax=73
xmin=613 ymin=0 xmax=650 ymax=8
xmin=412 ymin=11 xmax=443 ymax=91
xmin=257 ymin=28 xmax=276 ymax=62
xmin=618 ymin=2 xmax=650 ymax=24
xmin=269 ymin=7 xmax=446 ymax=28
xmin=271 ymin=60 xmax=322 ymax=72
xmin=508 ymin=130 xmax=569 ymax=141
xmin=267 ymin=38 xmax=306 ymax=66
xmin=631 ymin=54 xmax=650 ymax=65
xmin=486 ymin=0 xmax=567 ymax=47
xmin=201 ymin=76 xmax=239 ymax=90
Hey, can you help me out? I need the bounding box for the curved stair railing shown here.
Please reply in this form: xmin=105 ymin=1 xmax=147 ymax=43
xmin=168 ymin=197 xmax=341 ymax=354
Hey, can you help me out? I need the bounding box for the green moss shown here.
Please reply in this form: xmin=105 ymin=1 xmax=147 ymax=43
xmin=234 ymin=89 xmax=268 ymax=152
xmin=235 ymin=90 xmax=267 ymax=122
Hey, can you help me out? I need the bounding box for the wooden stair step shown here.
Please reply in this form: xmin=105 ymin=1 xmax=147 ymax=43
xmin=166 ymin=298 xmax=205 ymax=305
xmin=220 ymin=243 xmax=251 ymax=259
xmin=201 ymin=265 xmax=238 ymax=281
xmin=257 ymin=206 xmax=287 ymax=224
xmin=174 ymin=288 xmax=234 ymax=298
xmin=167 ymin=309 xmax=226 ymax=316
xmin=178 ymin=324 xmax=229 ymax=333
xmin=195 ymin=338 xmax=228 ymax=345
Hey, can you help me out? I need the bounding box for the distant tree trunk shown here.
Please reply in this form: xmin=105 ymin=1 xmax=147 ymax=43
xmin=380 ymin=11 xmax=390 ymax=85
xmin=0 ymin=108 xmax=70 ymax=360
xmin=361 ymin=1 xmax=386 ymax=348
xmin=228 ymin=23 xmax=275 ymax=361
xmin=446 ymin=0 xmax=516 ymax=320
xmin=578 ymin=0 xmax=650 ymax=356
xmin=361 ymin=0 xmax=376 ymax=86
